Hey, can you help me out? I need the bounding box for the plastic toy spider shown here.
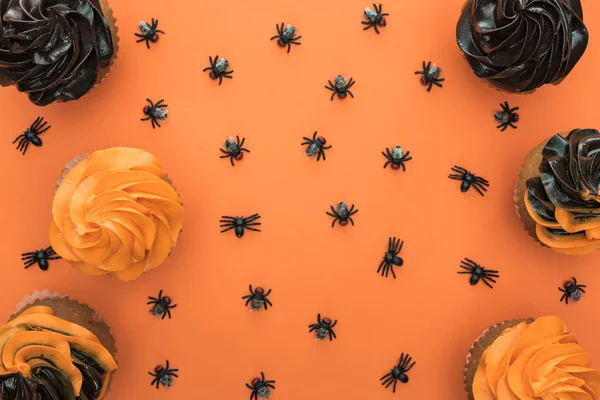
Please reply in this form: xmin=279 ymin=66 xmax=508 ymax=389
xmin=220 ymin=136 xmax=250 ymax=166
xmin=135 ymin=18 xmax=164 ymax=49
xmin=415 ymin=61 xmax=444 ymax=92
xmin=141 ymin=98 xmax=168 ymax=129
xmin=362 ymin=3 xmax=389 ymax=34
xmin=495 ymin=102 xmax=519 ymax=131
xmin=242 ymin=285 xmax=273 ymax=311
xmin=246 ymin=372 xmax=276 ymax=400
xmin=301 ymin=131 xmax=332 ymax=161
xmin=380 ymin=353 xmax=416 ymax=393
xmin=147 ymin=290 xmax=177 ymax=319
xmin=308 ymin=313 xmax=337 ymax=341
xmin=325 ymin=75 xmax=355 ymax=101
xmin=559 ymin=277 xmax=586 ymax=304
xmin=270 ymin=23 xmax=301 ymax=53
xmin=378 ymin=237 xmax=404 ymax=278
xmin=148 ymin=360 xmax=179 ymax=389
xmin=326 ymin=202 xmax=358 ymax=227
xmin=203 ymin=55 xmax=234 ymax=85
xmin=382 ymin=146 xmax=412 ymax=171
xmin=448 ymin=166 xmax=489 ymax=196
xmin=220 ymin=214 xmax=262 ymax=238
xmin=13 ymin=117 xmax=51 ymax=155
xmin=458 ymin=258 xmax=499 ymax=289
xmin=21 ymin=246 xmax=60 ymax=271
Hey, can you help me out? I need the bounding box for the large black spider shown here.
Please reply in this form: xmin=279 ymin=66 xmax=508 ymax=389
xmin=21 ymin=246 xmax=60 ymax=271
xmin=203 ymin=55 xmax=234 ymax=85
xmin=270 ymin=23 xmax=301 ymax=53
xmin=457 ymin=258 xmax=499 ymax=289
xmin=147 ymin=290 xmax=177 ymax=319
xmin=220 ymin=214 xmax=262 ymax=238
xmin=220 ymin=136 xmax=250 ymax=166
xmin=382 ymin=146 xmax=412 ymax=171
xmin=378 ymin=237 xmax=404 ymax=278
xmin=495 ymin=102 xmax=519 ymax=131
xmin=148 ymin=360 xmax=179 ymax=389
xmin=448 ymin=166 xmax=489 ymax=196
xmin=308 ymin=313 xmax=337 ymax=341
xmin=559 ymin=277 xmax=586 ymax=304
xmin=242 ymin=285 xmax=273 ymax=311
xmin=301 ymin=131 xmax=332 ymax=161
xmin=135 ymin=18 xmax=164 ymax=49
xmin=325 ymin=75 xmax=355 ymax=101
xmin=141 ymin=98 xmax=168 ymax=129
xmin=380 ymin=353 xmax=416 ymax=393
xmin=415 ymin=61 xmax=444 ymax=92
xmin=13 ymin=117 xmax=51 ymax=155
xmin=326 ymin=202 xmax=358 ymax=227
xmin=362 ymin=3 xmax=389 ymax=34
xmin=246 ymin=372 xmax=276 ymax=400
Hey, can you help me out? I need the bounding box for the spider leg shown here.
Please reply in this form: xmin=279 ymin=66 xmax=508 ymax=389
xmin=287 ymin=43 xmax=291 ymax=53
xmin=219 ymin=148 xmax=230 ymax=154
xmin=240 ymin=148 xmax=250 ymax=153
xmin=11 ymin=134 xmax=24 ymax=144
xmin=347 ymin=90 xmax=354 ymax=98
xmin=135 ymin=36 xmax=146 ymax=42
xmin=377 ymin=260 xmax=385 ymax=274
xmin=405 ymin=360 xmax=416 ymax=372
xmin=22 ymin=141 xmax=31 ymax=155
xmin=427 ymin=83 xmax=433 ymax=92
xmin=222 ymin=73 xmax=233 ymax=78
xmin=238 ymin=136 xmax=245 ymax=147
xmin=265 ymin=298 xmax=273 ymax=307
xmin=471 ymin=185 xmax=485 ymax=196
xmin=230 ymin=156 xmax=235 ymax=167
xmin=401 ymin=163 xmax=406 ymax=172
xmin=146 ymin=40 xmax=150 ymax=50
xmin=220 ymin=226 xmax=235 ymax=233
xmin=244 ymin=227 xmax=261 ymax=232
xmin=393 ymin=380 xmax=398 ymax=393
xmin=390 ymin=265 xmax=396 ymax=279
xmin=348 ymin=217 xmax=355 ymax=226
xmin=218 ymin=75 xmax=223 ymax=85
xmin=245 ymin=298 xmax=252 ymax=306
xmin=245 ymin=383 xmax=254 ymax=389
xmin=156 ymin=29 xmax=165 ymax=34
xmin=463 ymin=258 xmax=479 ymax=267
xmin=363 ymin=23 xmax=374 ymax=31
xmin=308 ymin=326 xmax=317 ymax=333
xmin=385 ymin=379 xmax=395 ymax=388
xmin=433 ymin=81 xmax=444 ymax=87
xmin=509 ymin=122 xmax=518 ymax=129
xmin=23 ymin=259 xmax=37 ymax=268
xmin=374 ymin=24 xmax=380 ymax=34
xmin=166 ymin=308 xmax=172 ymax=319
xmin=481 ymin=277 xmax=495 ymax=289
xmin=380 ymin=372 xmax=392 ymax=381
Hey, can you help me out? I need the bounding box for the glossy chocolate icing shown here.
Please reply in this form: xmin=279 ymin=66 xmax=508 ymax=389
xmin=0 ymin=0 xmax=114 ymax=106
xmin=456 ymin=0 xmax=588 ymax=92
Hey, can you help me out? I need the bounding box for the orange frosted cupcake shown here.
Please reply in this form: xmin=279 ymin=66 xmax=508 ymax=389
xmin=49 ymin=147 xmax=184 ymax=282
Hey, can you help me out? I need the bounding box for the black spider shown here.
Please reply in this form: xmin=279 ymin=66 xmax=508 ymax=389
xmin=448 ymin=166 xmax=489 ymax=196
xmin=326 ymin=202 xmax=358 ymax=227
xmin=378 ymin=237 xmax=404 ymax=278
xmin=148 ymin=360 xmax=179 ymax=389
xmin=325 ymin=75 xmax=355 ymax=101
xmin=559 ymin=277 xmax=586 ymax=305
xmin=495 ymin=102 xmax=519 ymax=131
xmin=308 ymin=313 xmax=337 ymax=341
xmin=380 ymin=353 xmax=416 ymax=393
xmin=203 ymin=55 xmax=234 ymax=85
xmin=21 ymin=246 xmax=60 ymax=271
xmin=13 ymin=117 xmax=51 ymax=155
xmin=301 ymin=131 xmax=332 ymax=161
xmin=141 ymin=98 xmax=168 ymax=129
xmin=147 ymin=290 xmax=177 ymax=319
xmin=382 ymin=146 xmax=412 ymax=171
xmin=362 ymin=3 xmax=389 ymax=34
xmin=457 ymin=258 xmax=499 ymax=289
xmin=246 ymin=372 xmax=276 ymax=400
xmin=135 ymin=18 xmax=164 ymax=49
xmin=220 ymin=136 xmax=250 ymax=166
xmin=220 ymin=214 xmax=262 ymax=238
xmin=415 ymin=61 xmax=444 ymax=92
xmin=270 ymin=23 xmax=301 ymax=53
xmin=242 ymin=285 xmax=273 ymax=311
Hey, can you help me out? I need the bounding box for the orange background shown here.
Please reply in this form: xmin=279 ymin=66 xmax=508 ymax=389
xmin=1 ymin=0 xmax=600 ymax=398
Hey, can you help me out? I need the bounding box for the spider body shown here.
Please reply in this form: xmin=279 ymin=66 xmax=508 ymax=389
xmin=246 ymin=372 xmax=276 ymax=400
xmin=458 ymin=258 xmax=499 ymax=289
xmin=301 ymin=131 xmax=332 ymax=161
xmin=495 ymin=102 xmax=519 ymax=131
xmin=449 ymin=166 xmax=489 ymax=196
xmin=378 ymin=237 xmax=404 ymax=278
xmin=325 ymin=75 xmax=355 ymax=101
xmin=383 ymin=146 xmax=412 ymax=171
xmin=141 ymin=98 xmax=168 ymax=129
xmin=559 ymin=277 xmax=586 ymax=304
xmin=270 ymin=23 xmax=301 ymax=53
xmin=220 ymin=214 xmax=262 ymax=238
xmin=308 ymin=314 xmax=337 ymax=341
xmin=148 ymin=360 xmax=179 ymax=389
xmin=135 ymin=18 xmax=164 ymax=49
xmin=415 ymin=61 xmax=444 ymax=92
xmin=380 ymin=353 xmax=416 ymax=393
xmin=326 ymin=202 xmax=358 ymax=227
xmin=242 ymin=285 xmax=273 ymax=311
xmin=21 ymin=246 xmax=60 ymax=271
xmin=362 ymin=3 xmax=389 ymax=34
xmin=147 ymin=290 xmax=177 ymax=319
xmin=220 ymin=136 xmax=250 ymax=166
xmin=13 ymin=117 xmax=51 ymax=155
xmin=203 ymin=56 xmax=234 ymax=85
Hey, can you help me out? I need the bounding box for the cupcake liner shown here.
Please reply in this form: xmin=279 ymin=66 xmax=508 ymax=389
xmin=94 ymin=0 xmax=119 ymax=87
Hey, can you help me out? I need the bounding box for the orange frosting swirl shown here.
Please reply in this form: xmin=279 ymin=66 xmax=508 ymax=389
xmin=49 ymin=147 xmax=184 ymax=282
xmin=473 ymin=316 xmax=600 ymax=400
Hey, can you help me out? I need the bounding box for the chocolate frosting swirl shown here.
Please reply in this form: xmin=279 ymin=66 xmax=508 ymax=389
xmin=0 ymin=0 xmax=114 ymax=106
xmin=456 ymin=0 xmax=588 ymax=92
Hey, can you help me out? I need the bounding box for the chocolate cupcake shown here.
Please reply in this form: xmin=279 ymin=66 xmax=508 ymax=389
xmin=456 ymin=0 xmax=588 ymax=93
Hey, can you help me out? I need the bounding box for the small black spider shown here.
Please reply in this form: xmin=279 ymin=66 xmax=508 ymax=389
xmin=415 ymin=61 xmax=444 ymax=92
xmin=135 ymin=18 xmax=164 ymax=49
xmin=362 ymin=3 xmax=389 ymax=34
xmin=141 ymin=98 xmax=168 ymax=129
xmin=21 ymin=246 xmax=60 ymax=271
xmin=378 ymin=237 xmax=404 ymax=278
xmin=242 ymin=285 xmax=273 ymax=311
xmin=203 ymin=55 xmax=234 ymax=85
xmin=147 ymin=290 xmax=177 ymax=319
xmin=325 ymin=75 xmax=355 ymax=101
xmin=382 ymin=146 xmax=412 ymax=171
xmin=270 ymin=22 xmax=301 ymax=53
xmin=148 ymin=360 xmax=179 ymax=389
xmin=380 ymin=353 xmax=416 ymax=393
xmin=448 ymin=166 xmax=489 ymax=196
xmin=220 ymin=136 xmax=250 ymax=166
xmin=326 ymin=202 xmax=358 ymax=227
xmin=495 ymin=102 xmax=519 ymax=131
xmin=246 ymin=372 xmax=276 ymax=400
xmin=220 ymin=214 xmax=262 ymax=238
xmin=559 ymin=277 xmax=586 ymax=305
xmin=13 ymin=117 xmax=51 ymax=155
xmin=457 ymin=258 xmax=499 ymax=289
xmin=301 ymin=131 xmax=332 ymax=161
xmin=308 ymin=313 xmax=337 ymax=341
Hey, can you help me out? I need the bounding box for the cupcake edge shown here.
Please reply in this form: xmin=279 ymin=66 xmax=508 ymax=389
xmin=94 ymin=0 xmax=119 ymax=87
